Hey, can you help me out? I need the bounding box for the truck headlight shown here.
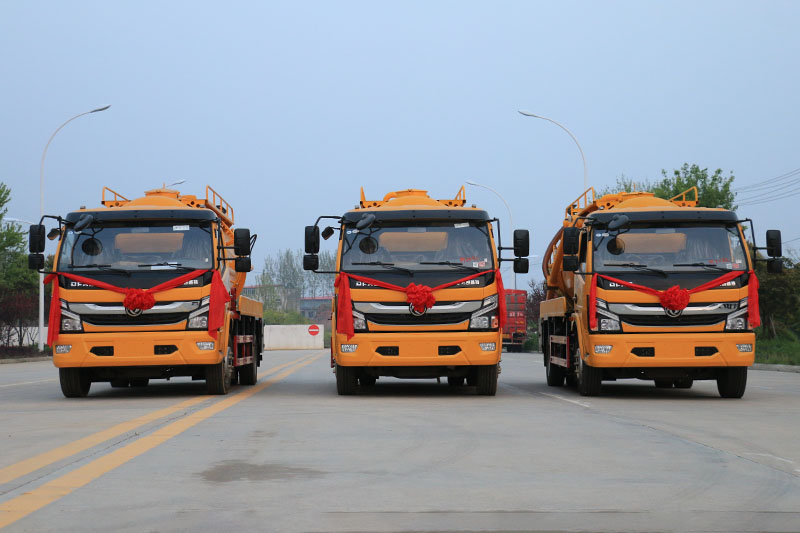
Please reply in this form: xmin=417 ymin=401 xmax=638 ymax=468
xmin=352 ymin=310 xmax=367 ymax=332
xmin=470 ymin=295 xmax=499 ymax=330
xmin=594 ymin=299 xmax=621 ymax=333
xmin=187 ymin=306 xmax=209 ymax=330
xmin=60 ymin=308 xmax=82 ymax=333
xmin=725 ymin=301 xmax=749 ymax=331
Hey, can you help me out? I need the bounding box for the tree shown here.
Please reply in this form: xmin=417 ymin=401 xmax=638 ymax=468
xmin=526 ymin=279 xmax=547 ymax=326
xmin=755 ymin=251 xmax=799 ymax=339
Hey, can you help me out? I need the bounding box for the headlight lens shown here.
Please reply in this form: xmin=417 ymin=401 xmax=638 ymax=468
xmin=352 ymin=310 xmax=367 ymax=331
xmin=60 ymin=306 xmax=82 ymax=333
xmin=725 ymin=300 xmax=749 ymax=331
xmin=593 ymin=299 xmax=621 ymax=332
xmin=470 ymin=295 xmax=499 ymax=330
xmin=187 ymin=313 xmax=209 ymax=329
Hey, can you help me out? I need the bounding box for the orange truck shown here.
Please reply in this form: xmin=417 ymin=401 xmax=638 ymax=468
xmin=303 ymin=187 xmax=530 ymax=395
xmin=539 ymin=187 xmax=782 ymax=397
xmin=28 ymin=185 xmax=263 ymax=397
xmin=502 ymin=289 xmax=528 ymax=352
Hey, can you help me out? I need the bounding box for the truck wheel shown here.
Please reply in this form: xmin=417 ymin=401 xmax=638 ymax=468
xmin=674 ymin=378 xmax=693 ymax=389
xmin=60 ymin=368 xmax=91 ymax=398
xmin=336 ymin=364 xmax=358 ymax=395
xmin=717 ymin=367 xmax=747 ymax=398
xmin=129 ymin=379 xmax=149 ymax=387
xmin=476 ymin=364 xmax=498 ymax=396
xmin=447 ymin=376 xmax=465 ymax=387
xmin=238 ymin=343 xmax=258 ymax=386
xmin=565 ymin=374 xmax=578 ymax=387
xmin=466 ymin=368 xmax=478 ymax=386
xmin=207 ymin=347 xmax=233 ymax=395
xmin=359 ymin=375 xmax=376 ymax=387
xmin=654 ymin=380 xmax=673 ymax=389
xmin=578 ymin=357 xmax=602 ymax=396
xmin=546 ymin=355 xmax=566 ymax=387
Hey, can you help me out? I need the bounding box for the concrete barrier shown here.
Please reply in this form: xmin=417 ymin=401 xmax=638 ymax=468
xmin=263 ymin=324 xmax=324 ymax=350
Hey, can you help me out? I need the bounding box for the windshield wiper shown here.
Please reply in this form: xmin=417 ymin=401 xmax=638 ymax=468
xmin=603 ymin=262 xmax=667 ymax=277
xmin=419 ymin=261 xmax=481 ymax=272
xmin=350 ymin=261 xmax=413 ymax=275
xmin=673 ymin=262 xmax=732 ymax=272
xmin=137 ymin=262 xmax=196 ymax=271
xmin=70 ymin=264 xmax=131 ymax=276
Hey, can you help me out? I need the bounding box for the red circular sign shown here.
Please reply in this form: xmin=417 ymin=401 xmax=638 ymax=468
xmin=308 ymin=325 xmax=320 ymax=336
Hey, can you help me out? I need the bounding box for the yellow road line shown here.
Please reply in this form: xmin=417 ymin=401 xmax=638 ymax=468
xmin=0 ymin=354 xmax=321 ymax=529
xmin=0 ymin=353 xmax=314 ymax=486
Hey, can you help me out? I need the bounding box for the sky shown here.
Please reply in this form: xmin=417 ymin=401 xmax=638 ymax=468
xmin=2 ymin=1 xmax=799 ymax=287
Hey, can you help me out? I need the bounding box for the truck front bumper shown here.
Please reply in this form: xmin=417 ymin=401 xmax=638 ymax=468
xmin=52 ymin=331 xmax=223 ymax=368
xmin=585 ymin=332 xmax=755 ymax=368
xmin=334 ymin=331 xmax=501 ymax=367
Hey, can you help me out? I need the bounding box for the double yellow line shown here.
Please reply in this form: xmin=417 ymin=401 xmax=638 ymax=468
xmin=0 ymin=352 xmax=321 ymax=529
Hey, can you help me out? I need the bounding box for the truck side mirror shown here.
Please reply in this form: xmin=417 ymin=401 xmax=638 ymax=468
xmin=767 ymin=258 xmax=783 ymax=274
xmin=303 ymin=254 xmax=319 ymax=271
xmin=513 ymin=257 xmax=529 ymax=274
xmin=608 ymin=214 xmax=630 ymax=232
xmin=305 ymin=226 xmax=320 ymax=253
xmin=562 ymin=227 xmax=580 ymax=255
xmin=28 ymin=253 xmax=44 ymax=270
xmin=513 ymin=229 xmax=529 ymax=257
xmin=766 ymin=230 xmax=782 ymax=258
xmin=563 ymin=255 xmax=580 ymax=272
xmin=29 ymin=224 xmax=45 ymax=253
xmin=73 ymin=214 xmax=94 ymax=232
xmin=234 ymin=228 xmax=251 ymax=256
xmin=235 ymin=257 xmax=251 ymax=273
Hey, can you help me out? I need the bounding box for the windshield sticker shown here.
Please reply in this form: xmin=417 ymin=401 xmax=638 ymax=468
xmin=131 ymin=227 xmax=149 ymax=233
xmin=473 ymin=260 xmax=488 ymax=268
xmin=346 ymin=229 xmax=359 ymax=235
xmin=596 ymin=232 xmax=609 ymax=238
xmin=454 ymin=223 xmax=469 ymax=228
xmin=173 ymin=225 xmax=190 ymax=231
xmin=407 ymin=227 xmax=426 ymax=233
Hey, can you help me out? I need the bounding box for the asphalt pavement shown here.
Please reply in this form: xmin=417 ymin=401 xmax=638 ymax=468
xmin=0 ymin=350 xmax=798 ymax=532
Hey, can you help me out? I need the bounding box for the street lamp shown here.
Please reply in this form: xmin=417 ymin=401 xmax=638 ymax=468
xmin=518 ymin=110 xmax=588 ymax=191
xmin=465 ymin=180 xmax=516 ymax=290
xmin=38 ymin=105 xmax=110 ymax=350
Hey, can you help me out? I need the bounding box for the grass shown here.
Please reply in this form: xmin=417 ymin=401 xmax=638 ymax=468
xmin=755 ymin=333 xmax=800 ymax=365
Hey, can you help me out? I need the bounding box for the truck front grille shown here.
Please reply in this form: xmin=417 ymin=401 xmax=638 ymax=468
xmin=365 ymin=312 xmax=471 ymax=326
xmin=82 ymin=313 xmax=187 ymax=327
xmin=621 ymin=314 xmax=726 ymax=327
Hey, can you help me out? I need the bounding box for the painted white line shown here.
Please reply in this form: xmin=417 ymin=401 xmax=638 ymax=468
xmin=539 ymin=391 xmax=592 ymax=408
xmin=0 ymin=378 xmax=57 ymax=389
xmin=742 ymin=453 xmax=795 ymax=464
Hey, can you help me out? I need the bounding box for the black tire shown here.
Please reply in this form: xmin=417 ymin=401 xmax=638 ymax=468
xmin=466 ymin=368 xmax=478 ymax=386
xmin=60 ymin=368 xmax=91 ymax=398
xmin=717 ymin=367 xmax=747 ymax=398
xmin=359 ymin=375 xmax=376 ymax=387
xmin=447 ymin=376 xmax=465 ymax=387
xmin=674 ymin=378 xmax=694 ymax=389
xmin=207 ymin=346 xmax=233 ymax=395
xmin=546 ymin=354 xmax=566 ymax=387
xmin=654 ymin=379 xmax=674 ymax=389
xmin=565 ymin=373 xmax=578 ymax=387
xmin=476 ymin=364 xmax=498 ymax=396
xmin=578 ymin=358 xmax=602 ymax=396
xmin=110 ymin=379 xmax=129 ymax=388
xmin=336 ymin=364 xmax=358 ymax=395
xmin=129 ymin=378 xmax=149 ymax=387
xmin=238 ymin=343 xmax=258 ymax=386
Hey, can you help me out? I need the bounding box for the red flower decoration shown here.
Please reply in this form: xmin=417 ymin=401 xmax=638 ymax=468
xmin=123 ymin=288 xmax=156 ymax=311
xmin=405 ymin=283 xmax=436 ymax=313
xmin=659 ymin=285 xmax=690 ymax=311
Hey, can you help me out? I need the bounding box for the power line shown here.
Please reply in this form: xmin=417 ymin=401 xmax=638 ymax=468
xmin=783 ymin=236 xmax=800 ymax=244
xmin=736 ymin=175 xmax=800 ymax=201
xmin=735 ymin=167 xmax=800 ymax=192
xmin=738 ymin=186 xmax=800 ymax=206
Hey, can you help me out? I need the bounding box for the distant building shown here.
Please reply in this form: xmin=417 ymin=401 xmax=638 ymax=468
xmin=300 ymin=296 xmax=333 ymax=326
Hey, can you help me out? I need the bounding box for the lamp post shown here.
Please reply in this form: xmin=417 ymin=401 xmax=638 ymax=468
xmin=38 ymin=105 xmax=110 ymax=351
xmin=518 ymin=110 xmax=588 ymax=191
xmin=465 ymin=180 xmax=516 ymax=290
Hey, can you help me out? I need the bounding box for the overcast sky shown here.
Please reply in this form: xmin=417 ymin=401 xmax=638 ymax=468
xmin=2 ymin=1 xmax=798 ymax=284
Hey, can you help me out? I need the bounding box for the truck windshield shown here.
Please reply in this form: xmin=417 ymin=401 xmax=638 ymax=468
xmin=341 ymin=221 xmax=494 ymax=272
xmin=593 ymin=224 xmax=748 ymax=272
xmin=57 ymin=221 xmax=214 ymax=272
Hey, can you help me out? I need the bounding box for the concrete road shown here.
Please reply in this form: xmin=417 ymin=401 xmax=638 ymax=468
xmin=0 ymin=350 xmax=798 ymax=532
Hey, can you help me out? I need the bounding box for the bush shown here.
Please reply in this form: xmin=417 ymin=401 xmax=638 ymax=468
xmin=262 ymin=309 xmax=311 ymax=325
xmin=756 ymin=331 xmax=800 ymax=366
xmin=0 ymin=345 xmax=48 ymax=359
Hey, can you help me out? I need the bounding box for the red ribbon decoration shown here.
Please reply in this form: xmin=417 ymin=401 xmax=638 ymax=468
xmin=588 ymin=270 xmax=760 ymax=330
xmin=334 ymin=269 xmax=505 ymax=340
xmin=44 ymin=269 xmax=230 ymax=346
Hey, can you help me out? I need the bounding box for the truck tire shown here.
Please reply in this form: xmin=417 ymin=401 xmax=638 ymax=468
xmin=717 ymin=367 xmax=747 ymax=398
xmin=654 ymin=380 xmax=673 ymax=388
xmin=466 ymin=368 xmax=478 ymax=386
xmin=674 ymin=378 xmax=693 ymax=389
xmin=336 ymin=364 xmax=358 ymax=395
xmin=546 ymin=354 xmax=566 ymax=387
xmin=238 ymin=342 xmax=258 ymax=386
xmin=476 ymin=364 xmax=498 ymax=396
xmin=359 ymin=375 xmax=376 ymax=387
xmin=60 ymin=368 xmax=91 ymax=398
xmin=578 ymin=357 xmax=602 ymax=396
xmin=565 ymin=374 xmax=578 ymax=387
xmin=207 ymin=347 xmax=233 ymax=395
xmin=129 ymin=379 xmax=149 ymax=387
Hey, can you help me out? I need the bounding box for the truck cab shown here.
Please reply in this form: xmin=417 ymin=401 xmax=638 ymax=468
xmin=304 ymin=187 xmax=529 ymax=395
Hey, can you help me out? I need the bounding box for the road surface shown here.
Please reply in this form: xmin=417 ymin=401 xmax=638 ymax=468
xmin=0 ymin=350 xmax=798 ymax=532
